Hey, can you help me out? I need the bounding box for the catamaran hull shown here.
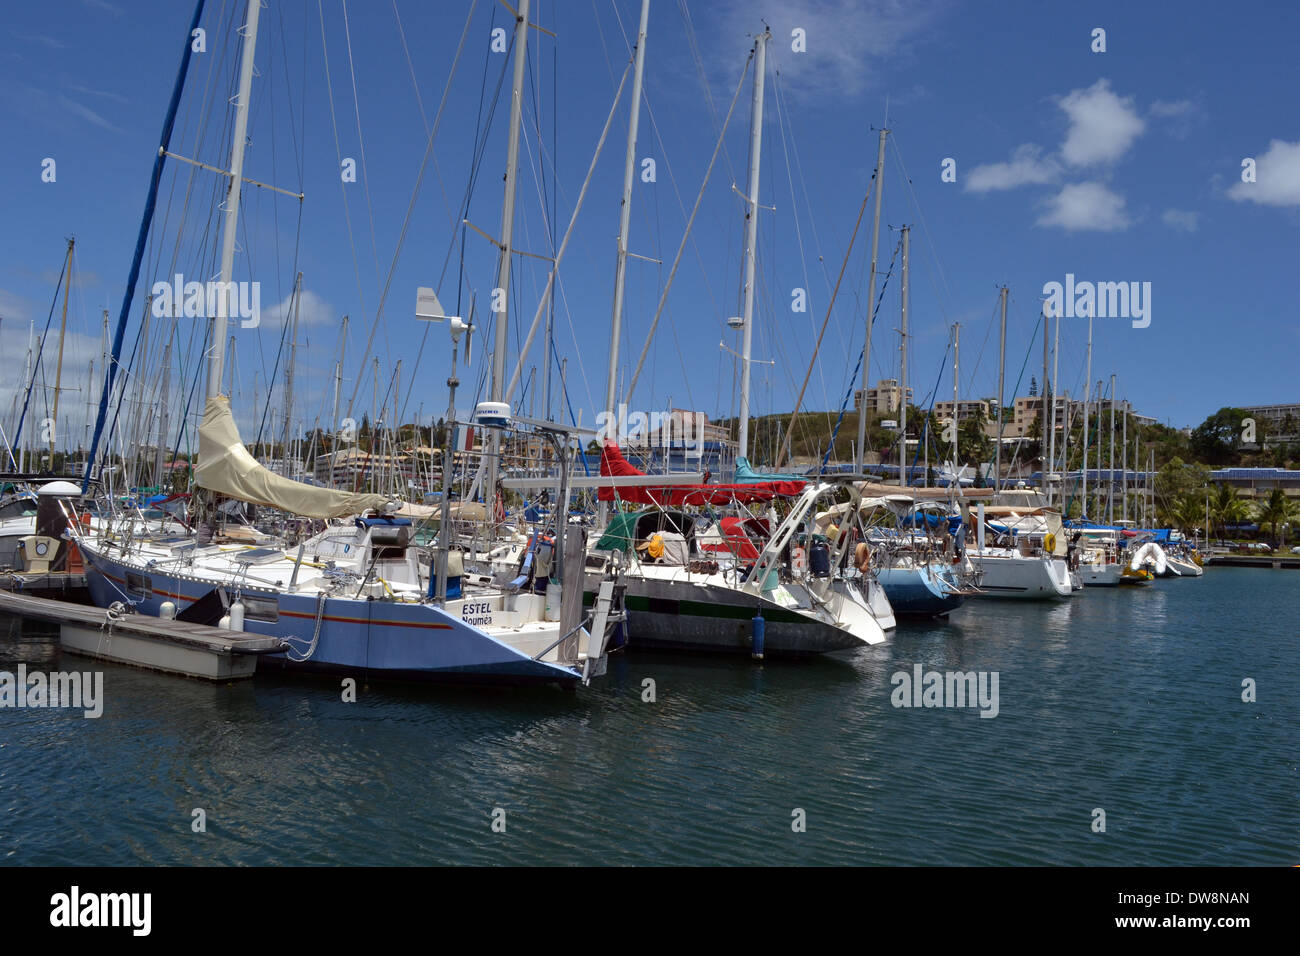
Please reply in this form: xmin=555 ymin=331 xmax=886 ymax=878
xmin=584 ymin=571 xmax=882 ymax=657
xmin=81 ymin=548 xmax=582 ymax=686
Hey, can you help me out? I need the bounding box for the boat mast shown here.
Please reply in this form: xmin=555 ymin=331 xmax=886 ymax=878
xmin=736 ymin=27 xmax=769 ymax=463
xmin=951 ymin=322 xmax=960 ymax=470
xmin=1048 ymin=305 xmax=1060 ymax=505
xmin=206 ymin=0 xmax=261 ymax=401
xmin=51 ymin=237 xmax=74 ymax=464
xmin=280 ymin=272 xmax=301 ymax=476
xmin=1121 ymin=395 xmax=1128 ymax=522
xmin=485 ymin=0 xmax=531 ymax=514
xmin=1108 ymin=373 xmax=1116 ymax=523
xmin=603 ymin=0 xmax=650 ymax=432
xmin=854 ymin=128 xmax=888 ymax=472
xmin=154 ymin=333 xmax=172 ymax=488
xmin=994 ymin=285 xmax=1007 ymax=492
xmin=898 ymin=225 xmax=910 ymax=487
xmin=1082 ymin=311 xmax=1093 ymax=518
xmin=1041 ymin=303 xmax=1049 ymax=498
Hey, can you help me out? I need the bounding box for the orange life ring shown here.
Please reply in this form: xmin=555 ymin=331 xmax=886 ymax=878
xmin=854 ymin=542 xmax=871 ymax=574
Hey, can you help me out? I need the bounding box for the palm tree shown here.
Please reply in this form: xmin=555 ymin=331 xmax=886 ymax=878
xmin=1255 ymin=488 xmax=1299 ymax=549
xmin=1168 ymin=494 xmax=1204 ymax=536
xmin=1210 ymin=483 xmax=1251 ymax=540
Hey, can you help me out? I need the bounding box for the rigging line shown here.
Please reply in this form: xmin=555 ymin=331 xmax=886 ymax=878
xmin=344 ymin=0 xmax=481 ymax=424
xmin=340 ymin=0 xmax=385 ymax=297
xmin=676 ymin=0 xmax=737 ymax=184
xmin=774 ymin=159 xmax=874 ymax=469
xmin=317 ymin=0 xmax=372 ymax=418
xmin=963 ymin=294 xmax=1000 ymax=402
xmin=890 ymin=133 xmax=953 ymax=317
xmin=771 ymin=66 xmax=832 ymax=411
xmin=392 ymin=0 xmax=458 ymax=233
xmin=624 ymin=51 xmax=752 ymax=404
xmin=502 ymin=58 xmax=634 ymax=405
xmin=15 ymin=254 xmax=70 ymax=451
xmin=590 ymin=0 xmax=618 ymax=90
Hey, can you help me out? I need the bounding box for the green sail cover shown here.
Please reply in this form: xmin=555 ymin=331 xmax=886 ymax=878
xmin=594 ymin=511 xmax=640 ymax=553
xmin=734 ymin=457 xmax=806 ymax=484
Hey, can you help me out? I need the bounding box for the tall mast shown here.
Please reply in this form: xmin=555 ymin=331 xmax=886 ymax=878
xmin=854 ymin=128 xmax=888 ymax=472
xmin=1121 ymin=394 xmax=1128 ymax=522
xmin=603 ymin=0 xmax=650 ymax=428
xmin=51 ymin=237 xmax=75 ymax=461
xmin=951 ymin=322 xmax=960 ymax=468
xmin=736 ymin=27 xmax=769 ymax=463
xmin=1048 ymin=306 xmax=1060 ymax=505
xmin=485 ymin=0 xmax=531 ymax=511
xmin=1108 ymin=373 xmax=1116 ymax=523
xmin=280 ymin=273 xmax=302 ymax=476
xmin=1082 ymin=312 xmax=1093 ymax=517
xmin=1041 ymin=304 xmax=1049 ymax=494
xmin=206 ymin=0 xmax=261 ymax=401
xmin=898 ymin=226 xmax=910 ymax=487
xmin=994 ymin=285 xmax=1007 ymax=492
xmin=154 ymin=334 xmax=173 ymax=488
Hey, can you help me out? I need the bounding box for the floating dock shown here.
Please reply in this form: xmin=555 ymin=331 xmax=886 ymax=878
xmin=0 ymin=589 xmax=287 ymax=681
xmin=0 ymin=570 xmax=91 ymax=600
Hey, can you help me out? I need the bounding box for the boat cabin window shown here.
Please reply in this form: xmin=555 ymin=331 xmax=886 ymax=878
xmin=0 ymin=499 xmax=37 ymax=519
xmin=241 ymin=595 xmax=279 ymax=623
xmin=126 ymin=572 xmax=152 ymax=599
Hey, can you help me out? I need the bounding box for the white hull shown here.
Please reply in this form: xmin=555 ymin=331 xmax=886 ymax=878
xmin=969 ymin=550 xmax=1073 ymax=600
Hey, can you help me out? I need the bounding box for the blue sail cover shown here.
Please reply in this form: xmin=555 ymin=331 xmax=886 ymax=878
xmin=733 ymin=457 xmax=808 ymax=484
xmin=1063 ymin=519 xmax=1171 ymax=541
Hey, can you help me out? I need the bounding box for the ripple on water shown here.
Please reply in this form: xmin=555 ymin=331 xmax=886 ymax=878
xmin=0 ymin=569 xmax=1297 ymax=865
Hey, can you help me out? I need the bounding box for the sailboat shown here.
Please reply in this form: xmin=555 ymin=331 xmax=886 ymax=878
xmin=73 ymin=0 xmax=616 ymax=686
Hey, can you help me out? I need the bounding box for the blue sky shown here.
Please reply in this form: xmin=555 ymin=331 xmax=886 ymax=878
xmin=1 ymin=0 xmax=1297 ymax=461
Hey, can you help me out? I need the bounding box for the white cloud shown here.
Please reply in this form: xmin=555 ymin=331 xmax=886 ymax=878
xmin=711 ymin=0 xmax=947 ymax=99
xmin=1037 ymin=182 xmax=1131 ymax=232
xmin=258 ymin=288 xmax=341 ymax=329
xmin=1058 ymin=79 xmax=1145 ymax=167
xmin=1227 ymin=140 xmax=1300 ymax=207
xmin=1161 ymin=208 xmax=1199 ymax=232
xmin=1149 ymin=99 xmax=1193 ymax=119
xmin=964 ymin=143 xmax=1061 ymax=192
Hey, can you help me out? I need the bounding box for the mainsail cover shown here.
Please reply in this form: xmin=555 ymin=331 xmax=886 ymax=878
xmin=597 ymin=442 xmax=804 ymax=505
xmin=196 ymin=395 xmax=389 ymax=518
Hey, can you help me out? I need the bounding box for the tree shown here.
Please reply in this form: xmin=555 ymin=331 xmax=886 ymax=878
xmin=1210 ymin=483 xmax=1251 ymax=540
xmin=1255 ymin=488 xmax=1299 ymax=548
xmin=1189 ymin=406 xmax=1248 ymax=466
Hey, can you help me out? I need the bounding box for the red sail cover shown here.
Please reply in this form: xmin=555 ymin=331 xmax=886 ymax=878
xmin=597 ymin=442 xmax=805 ymax=505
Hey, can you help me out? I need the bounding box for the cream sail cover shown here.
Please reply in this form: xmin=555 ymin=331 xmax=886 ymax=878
xmin=196 ymin=395 xmax=389 ymax=518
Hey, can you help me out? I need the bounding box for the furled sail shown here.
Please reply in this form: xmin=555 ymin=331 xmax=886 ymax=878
xmin=195 ymin=395 xmax=390 ymax=519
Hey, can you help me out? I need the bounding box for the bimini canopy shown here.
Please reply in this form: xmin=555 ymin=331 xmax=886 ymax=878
xmin=597 ymin=443 xmax=804 ymax=506
xmin=196 ymin=395 xmax=390 ymax=519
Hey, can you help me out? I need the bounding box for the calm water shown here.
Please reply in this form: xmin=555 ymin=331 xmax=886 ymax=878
xmin=1 ymin=567 xmax=1296 ymax=865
